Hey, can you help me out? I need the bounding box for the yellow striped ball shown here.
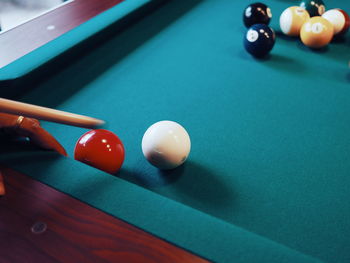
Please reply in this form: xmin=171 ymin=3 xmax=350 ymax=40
xmin=280 ymin=6 xmax=310 ymax=36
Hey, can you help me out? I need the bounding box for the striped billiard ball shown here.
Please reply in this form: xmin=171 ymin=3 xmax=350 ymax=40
xmin=322 ymin=9 xmax=350 ymax=36
xmin=280 ymin=6 xmax=310 ymax=36
xmin=300 ymin=16 xmax=334 ymax=48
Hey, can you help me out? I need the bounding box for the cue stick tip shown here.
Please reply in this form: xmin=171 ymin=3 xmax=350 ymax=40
xmin=90 ymin=118 xmax=105 ymax=128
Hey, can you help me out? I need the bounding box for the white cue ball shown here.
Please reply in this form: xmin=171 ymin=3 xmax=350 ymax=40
xmin=142 ymin=121 xmax=191 ymax=170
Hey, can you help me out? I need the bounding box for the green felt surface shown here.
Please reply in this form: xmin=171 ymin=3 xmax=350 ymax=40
xmin=1 ymin=0 xmax=350 ymax=262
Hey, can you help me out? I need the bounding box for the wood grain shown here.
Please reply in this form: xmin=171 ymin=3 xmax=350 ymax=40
xmin=0 ymin=167 xmax=208 ymax=263
xmin=0 ymin=0 xmax=124 ymax=69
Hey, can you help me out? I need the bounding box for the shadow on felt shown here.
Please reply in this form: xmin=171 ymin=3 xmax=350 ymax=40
xmin=238 ymin=48 xmax=307 ymax=75
xmin=0 ymin=135 xmax=62 ymax=158
xmin=118 ymin=160 xmax=236 ymax=218
xmin=296 ymin=40 xmax=329 ymax=53
xmin=274 ymin=30 xmax=299 ymax=42
xmin=347 ymin=73 xmax=350 ymax=83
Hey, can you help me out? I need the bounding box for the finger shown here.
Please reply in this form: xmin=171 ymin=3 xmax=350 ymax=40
xmin=27 ymin=126 xmax=68 ymax=156
xmin=0 ymin=114 xmax=67 ymax=156
xmin=0 ymin=172 xmax=5 ymax=196
xmin=12 ymin=116 xmax=68 ymax=157
xmin=0 ymin=112 xmax=21 ymax=129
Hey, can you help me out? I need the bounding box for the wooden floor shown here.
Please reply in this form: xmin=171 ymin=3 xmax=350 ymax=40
xmin=0 ymin=167 xmax=208 ymax=263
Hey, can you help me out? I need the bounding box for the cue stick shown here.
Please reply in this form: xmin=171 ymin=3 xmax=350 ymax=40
xmin=0 ymin=98 xmax=105 ymax=128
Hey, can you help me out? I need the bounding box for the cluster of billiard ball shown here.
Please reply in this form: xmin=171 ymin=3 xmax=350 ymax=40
xmin=74 ymin=121 xmax=191 ymax=174
xmin=243 ymin=1 xmax=350 ymax=57
xmin=243 ymin=3 xmax=275 ymax=58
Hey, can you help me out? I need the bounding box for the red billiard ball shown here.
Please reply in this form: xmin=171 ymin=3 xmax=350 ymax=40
xmin=74 ymin=129 xmax=125 ymax=174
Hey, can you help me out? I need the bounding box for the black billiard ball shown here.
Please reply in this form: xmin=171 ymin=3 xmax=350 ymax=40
xmin=300 ymin=0 xmax=325 ymax=17
xmin=243 ymin=2 xmax=272 ymax=28
xmin=243 ymin=24 xmax=275 ymax=58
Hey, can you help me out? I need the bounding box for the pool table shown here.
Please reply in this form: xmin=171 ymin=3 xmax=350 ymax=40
xmin=1 ymin=0 xmax=350 ymax=262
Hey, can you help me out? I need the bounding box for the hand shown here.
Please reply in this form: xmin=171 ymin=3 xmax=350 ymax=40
xmin=0 ymin=113 xmax=67 ymax=156
xmin=0 ymin=113 xmax=67 ymax=196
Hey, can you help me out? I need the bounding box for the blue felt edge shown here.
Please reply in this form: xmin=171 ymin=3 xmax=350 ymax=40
xmin=0 ymin=0 xmax=152 ymax=81
xmin=0 ymin=152 xmax=323 ymax=263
